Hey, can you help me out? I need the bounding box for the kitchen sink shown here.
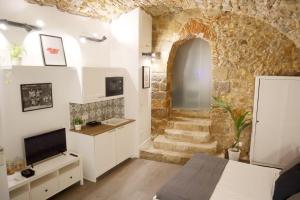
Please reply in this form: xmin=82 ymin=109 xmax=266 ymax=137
xmin=102 ymin=118 xmax=129 ymax=126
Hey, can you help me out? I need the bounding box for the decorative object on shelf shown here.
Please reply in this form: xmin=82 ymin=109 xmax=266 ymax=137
xmin=74 ymin=117 xmax=84 ymax=131
xmin=6 ymin=160 xmax=15 ymax=175
xmin=79 ymin=35 xmax=107 ymax=43
xmin=40 ymin=34 xmax=67 ymax=66
xmin=213 ymin=96 xmax=252 ymax=161
xmin=20 ymin=83 xmax=53 ymax=112
xmin=0 ymin=19 xmax=41 ymax=32
xmin=14 ymin=157 xmax=25 ymax=172
xmin=142 ymin=66 xmax=150 ymax=89
xmin=9 ymin=44 xmax=26 ymax=65
xmin=21 ymin=168 xmax=35 ymax=178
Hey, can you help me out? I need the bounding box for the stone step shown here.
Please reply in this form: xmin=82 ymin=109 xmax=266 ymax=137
xmin=140 ymin=143 xmax=193 ymax=165
xmin=171 ymin=108 xmax=211 ymax=119
xmin=168 ymin=120 xmax=211 ymax=132
xmin=165 ymin=129 xmax=211 ymax=143
xmin=170 ymin=116 xmax=211 ymax=122
xmin=153 ymin=135 xmax=217 ymax=154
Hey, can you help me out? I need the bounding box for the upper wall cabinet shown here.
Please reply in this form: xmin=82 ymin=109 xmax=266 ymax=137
xmin=70 ymin=67 xmax=126 ymax=104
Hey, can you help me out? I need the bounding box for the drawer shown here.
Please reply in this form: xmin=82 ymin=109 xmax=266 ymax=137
xmin=59 ymin=163 xmax=80 ymax=190
xmin=30 ymin=173 xmax=59 ymax=200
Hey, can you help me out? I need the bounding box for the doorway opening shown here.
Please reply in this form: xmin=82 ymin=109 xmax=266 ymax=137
xmin=172 ymin=38 xmax=212 ymax=109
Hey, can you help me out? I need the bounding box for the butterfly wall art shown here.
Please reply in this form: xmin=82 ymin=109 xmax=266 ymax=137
xmin=40 ymin=34 xmax=67 ymax=66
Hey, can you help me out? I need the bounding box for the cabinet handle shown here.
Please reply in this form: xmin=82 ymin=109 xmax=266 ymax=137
xmin=45 ymin=189 xmax=48 ymax=192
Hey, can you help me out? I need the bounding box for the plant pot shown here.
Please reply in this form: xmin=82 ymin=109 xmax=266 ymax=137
xmin=74 ymin=124 xmax=82 ymax=131
xmin=228 ymin=148 xmax=241 ymax=161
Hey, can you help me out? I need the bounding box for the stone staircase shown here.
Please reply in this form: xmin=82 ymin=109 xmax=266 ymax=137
xmin=140 ymin=109 xmax=220 ymax=165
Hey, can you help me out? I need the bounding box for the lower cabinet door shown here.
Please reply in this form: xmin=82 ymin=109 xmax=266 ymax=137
xmin=30 ymin=174 xmax=59 ymax=200
xmin=59 ymin=163 xmax=81 ymax=190
xmin=115 ymin=124 xmax=134 ymax=164
xmin=95 ymin=130 xmax=116 ymax=177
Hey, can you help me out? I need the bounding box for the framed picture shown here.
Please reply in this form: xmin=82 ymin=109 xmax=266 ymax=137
xmin=142 ymin=66 xmax=150 ymax=89
xmin=20 ymin=83 xmax=53 ymax=112
xmin=40 ymin=34 xmax=67 ymax=66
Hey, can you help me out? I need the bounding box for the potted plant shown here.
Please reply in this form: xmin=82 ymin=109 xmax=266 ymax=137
xmin=213 ymin=97 xmax=252 ymax=161
xmin=74 ymin=117 xmax=84 ymax=131
xmin=10 ymin=44 xmax=26 ymax=65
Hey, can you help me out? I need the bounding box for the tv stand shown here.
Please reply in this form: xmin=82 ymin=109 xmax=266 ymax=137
xmin=8 ymin=152 xmax=83 ymax=200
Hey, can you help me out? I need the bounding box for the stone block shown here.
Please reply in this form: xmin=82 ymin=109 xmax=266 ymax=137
xmin=152 ymin=91 xmax=167 ymax=100
xmin=214 ymin=81 xmax=231 ymax=94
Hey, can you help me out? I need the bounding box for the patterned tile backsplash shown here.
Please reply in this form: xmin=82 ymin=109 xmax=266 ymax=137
xmin=69 ymin=97 xmax=124 ymax=127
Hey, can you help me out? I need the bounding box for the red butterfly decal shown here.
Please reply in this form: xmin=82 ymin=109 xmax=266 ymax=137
xmin=46 ymin=48 xmax=60 ymax=54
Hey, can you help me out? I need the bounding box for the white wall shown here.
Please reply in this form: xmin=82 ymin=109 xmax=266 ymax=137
xmin=0 ymin=1 xmax=152 ymax=161
xmin=0 ymin=0 xmax=111 ymax=67
xmin=0 ymin=71 xmax=9 ymax=200
xmin=0 ymin=66 xmax=76 ymax=159
xmin=138 ymin=10 xmax=152 ymax=145
xmin=110 ymin=8 xmax=152 ymax=153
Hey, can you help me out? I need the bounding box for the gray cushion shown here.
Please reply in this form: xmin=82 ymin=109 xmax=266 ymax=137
xmin=273 ymin=163 xmax=300 ymax=200
xmin=288 ymin=193 xmax=300 ymax=200
xmin=280 ymin=155 xmax=300 ymax=175
xmin=156 ymin=154 xmax=228 ymax=200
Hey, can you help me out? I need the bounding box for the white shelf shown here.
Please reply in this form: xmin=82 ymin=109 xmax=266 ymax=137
xmin=8 ymin=153 xmax=83 ymax=200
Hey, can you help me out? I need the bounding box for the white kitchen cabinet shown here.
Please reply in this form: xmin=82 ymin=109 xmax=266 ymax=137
xmin=68 ymin=121 xmax=135 ymax=182
xmin=70 ymin=67 xmax=126 ymax=104
xmin=95 ymin=130 xmax=116 ymax=176
xmin=81 ymin=67 xmax=106 ymax=102
xmin=115 ymin=123 xmax=134 ymax=164
xmin=250 ymin=76 xmax=300 ymax=168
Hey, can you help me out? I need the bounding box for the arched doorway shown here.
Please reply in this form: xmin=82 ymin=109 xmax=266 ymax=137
xmin=172 ymin=38 xmax=212 ymax=109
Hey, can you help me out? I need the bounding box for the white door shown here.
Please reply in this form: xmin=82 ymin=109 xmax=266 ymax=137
xmin=252 ymin=78 xmax=300 ymax=168
xmin=115 ymin=124 xmax=134 ymax=164
xmin=95 ymin=130 xmax=116 ymax=176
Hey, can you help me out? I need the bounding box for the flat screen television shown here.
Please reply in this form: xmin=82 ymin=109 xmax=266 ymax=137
xmin=24 ymin=128 xmax=66 ymax=166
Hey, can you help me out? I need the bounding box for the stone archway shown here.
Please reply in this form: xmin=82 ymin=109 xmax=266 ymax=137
xmin=165 ymin=19 xmax=216 ymax=113
xmin=151 ymin=18 xmax=217 ymax=135
xmin=151 ymin=11 xmax=300 ymax=156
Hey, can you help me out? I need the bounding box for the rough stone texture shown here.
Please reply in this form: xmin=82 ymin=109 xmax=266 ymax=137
xmin=26 ymin=0 xmax=300 ymax=48
xmin=151 ymin=11 xmax=300 ymax=156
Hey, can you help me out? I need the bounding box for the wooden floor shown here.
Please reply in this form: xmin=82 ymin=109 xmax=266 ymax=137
xmin=50 ymin=159 xmax=182 ymax=200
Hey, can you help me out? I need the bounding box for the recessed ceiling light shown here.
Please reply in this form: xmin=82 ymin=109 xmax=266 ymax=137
xmin=36 ymin=20 xmax=45 ymax=28
xmin=0 ymin=23 xmax=7 ymax=31
xmin=79 ymin=37 xmax=87 ymax=43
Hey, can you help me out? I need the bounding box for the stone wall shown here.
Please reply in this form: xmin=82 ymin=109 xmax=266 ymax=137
xmin=151 ymin=10 xmax=300 ymax=155
xmin=27 ymin=0 xmax=300 ymax=48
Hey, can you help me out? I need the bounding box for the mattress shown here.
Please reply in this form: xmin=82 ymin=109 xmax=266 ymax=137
xmin=210 ymin=161 xmax=280 ymax=200
xmin=154 ymin=160 xmax=280 ymax=200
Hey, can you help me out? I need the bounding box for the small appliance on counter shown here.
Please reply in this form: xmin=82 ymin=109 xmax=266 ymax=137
xmin=86 ymin=121 xmax=102 ymax=126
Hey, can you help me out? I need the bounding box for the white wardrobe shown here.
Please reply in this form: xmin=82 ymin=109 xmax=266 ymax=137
xmin=250 ymin=76 xmax=300 ymax=169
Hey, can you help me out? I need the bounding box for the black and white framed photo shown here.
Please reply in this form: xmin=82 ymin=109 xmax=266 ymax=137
xmin=40 ymin=34 xmax=67 ymax=66
xmin=142 ymin=66 xmax=150 ymax=89
xmin=20 ymin=83 xmax=53 ymax=112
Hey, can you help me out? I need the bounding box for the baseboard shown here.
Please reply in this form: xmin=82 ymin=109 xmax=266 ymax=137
xmin=132 ymin=136 xmax=151 ymax=158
